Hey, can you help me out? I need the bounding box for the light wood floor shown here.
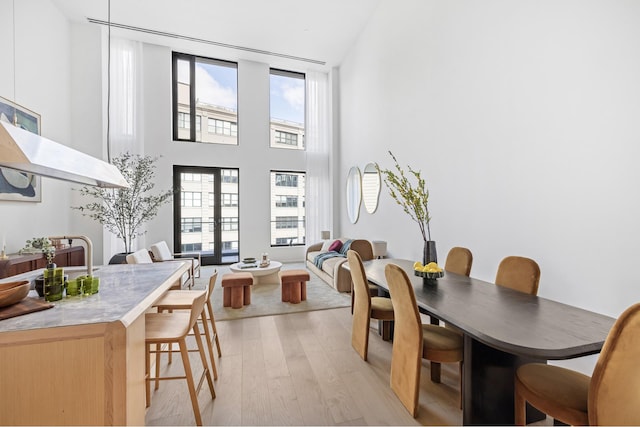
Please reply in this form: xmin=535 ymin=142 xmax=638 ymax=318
xmin=145 ymin=306 xmax=468 ymax=426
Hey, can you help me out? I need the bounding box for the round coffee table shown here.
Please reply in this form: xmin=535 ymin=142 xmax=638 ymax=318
xmin=229 ymin=260 xmax=283 ymax=285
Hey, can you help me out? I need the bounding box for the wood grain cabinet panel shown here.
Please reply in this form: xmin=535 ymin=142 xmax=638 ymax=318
xmin=0 ymin=246 xmax=85 ymax=279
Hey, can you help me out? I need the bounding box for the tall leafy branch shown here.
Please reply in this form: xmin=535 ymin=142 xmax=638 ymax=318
xmin=377 ymin=151 xmax=432 ymax=242
xmin=72 ymin=153 xmax=174 ymax=253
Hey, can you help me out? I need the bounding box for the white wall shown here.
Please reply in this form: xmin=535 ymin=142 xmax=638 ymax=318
xmin=0 ymin=0 xmax=86 ymax=256
xmin=339 ymin=0 xmax=640 ymax=373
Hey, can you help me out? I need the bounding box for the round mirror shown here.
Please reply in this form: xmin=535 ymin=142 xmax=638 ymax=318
xmin=346 ymin=166 xmax=362 ymax=224
xmin=362 ymin=162 xmax=381 ymax=214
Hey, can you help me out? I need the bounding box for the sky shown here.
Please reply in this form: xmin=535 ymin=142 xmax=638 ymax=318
xmin=177 ymin=59 xmax=304 ymax=124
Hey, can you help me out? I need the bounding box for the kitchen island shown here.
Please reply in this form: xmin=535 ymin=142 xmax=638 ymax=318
xmin=0 ymin=260 xmax=190 ymax=426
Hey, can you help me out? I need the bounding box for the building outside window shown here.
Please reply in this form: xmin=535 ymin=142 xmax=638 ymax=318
xmin=270 ymin=171 xmax=305 ymax=246
xmin=181 ymin=217 xmax=202 ymax=233
xmin=270 ymin=69 xmax=305 ymax=150
xmin=222 ymin=169 xmax=238 ymax=183
xmin=208 ymin=118 xmax=237 ymax=136
xmin=275 ymin=237 xmax=297 ymax=245
xmin=222 ymin=193 xmax=238 ymax=207
xmin=181 ymin=191 xmax=201 ymax=207
xmin=274 ymin=130 xmax=298 ymax=146
xmin=275 ymin=195 xmax=298 ymax=207
xmin=178 ymin=112 xmax=190 ymax=129
xmin=222 ymin=241 xmax=238 ymax=252
xmin=182 ymin=243 xmax=202 ymax=252
xmin=275 ymin=173 xmax=298 ymax=187
xmin=222 ymin=217 xmax=238 ymax=231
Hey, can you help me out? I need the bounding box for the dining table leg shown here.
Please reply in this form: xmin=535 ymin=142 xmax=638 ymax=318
xmin=429 ymin=316 xmax=442 ymax=382
xmin=462 ymin=335 xmax=546 ymax=425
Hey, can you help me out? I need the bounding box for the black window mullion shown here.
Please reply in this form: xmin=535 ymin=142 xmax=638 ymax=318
xmin=190 ymin=59 xmax=196 ymax=141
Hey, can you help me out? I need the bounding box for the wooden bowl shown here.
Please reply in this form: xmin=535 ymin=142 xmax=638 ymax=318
xmin=0 ymin=281 xmax=31 ymax=308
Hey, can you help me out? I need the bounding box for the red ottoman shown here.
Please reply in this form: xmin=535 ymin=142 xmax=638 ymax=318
xmin=279 ymin=269 xmax=310 ymax=304
xmin=221 ymin=272 xmax=253 ymax=308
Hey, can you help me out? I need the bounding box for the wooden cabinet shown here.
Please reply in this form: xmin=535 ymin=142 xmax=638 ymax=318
xmin=0 ymin=246 xmax=85 ymax=279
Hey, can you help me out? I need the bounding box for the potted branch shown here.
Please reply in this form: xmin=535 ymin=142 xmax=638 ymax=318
xmin=72 ymin=153 xmax=174 ymax=263
xmin=377 ymin=151 xmax=437 ymax=265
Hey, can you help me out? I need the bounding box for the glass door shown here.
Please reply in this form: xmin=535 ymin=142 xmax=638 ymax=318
xmin=173 ymin=166 xmax=239 ymax=265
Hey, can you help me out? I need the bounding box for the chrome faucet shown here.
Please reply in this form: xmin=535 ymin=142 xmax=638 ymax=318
xmin=49 ymin=235 xmax=94 ymax=277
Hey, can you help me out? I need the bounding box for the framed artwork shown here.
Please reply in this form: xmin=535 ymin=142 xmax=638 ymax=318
xmin=0 ymin=96 xmax=41 ymax=202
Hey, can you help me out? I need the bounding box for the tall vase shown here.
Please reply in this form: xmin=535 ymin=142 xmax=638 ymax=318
xmin=423 ymin=240 xmax=437 ymax=265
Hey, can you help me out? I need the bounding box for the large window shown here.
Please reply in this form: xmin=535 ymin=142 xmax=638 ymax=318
xmin=270 ymin=171 xmax=305 ymax=246
xmin=270 ymin=69 xmax=305 ymax=150
xmin=174 ymin=166 xmax=240 ymax=264
xmin=173 ymin=52 xmax=238 ymax=145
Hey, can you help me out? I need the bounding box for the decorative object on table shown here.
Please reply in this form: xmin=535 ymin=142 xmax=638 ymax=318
xmin=43 ymin=267 xmax=65 ymax=302
xmin=18 ymin=237 xmax=56 ymax=267
xmin=72 ymin=153 xmax=175 ymax=259
xmin=0 ymin=96 xmax=41 ymax=202
xmin=321 ymin=230 xmax=331 ymax=240
xmin=413 ymin=261 xmax=444 ymax=285
xmin=260 ymin=253 xmax=270 ymax=268
xmin=34 ymin=272 xmax=69 ymax=297
xmin=0 ymin=280 xmax=30 ymax=307
xmin=240 ymin=257 xmax=257 ymax=268
xmin=378 ymin=151 xmax=436 ymax=265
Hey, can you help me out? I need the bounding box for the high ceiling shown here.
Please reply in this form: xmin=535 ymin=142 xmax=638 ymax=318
xmin=51 ymin=0 xmax=381 ymax=71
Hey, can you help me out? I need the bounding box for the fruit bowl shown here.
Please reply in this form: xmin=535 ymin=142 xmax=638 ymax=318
xmin=414 ymin=270 xmax=444 ymax=279
xmin=0 ymin=281 xmax=31 ymax=308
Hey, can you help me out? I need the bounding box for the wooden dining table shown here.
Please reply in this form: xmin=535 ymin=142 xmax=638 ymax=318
xmin=349 ymin=258 xmax=616 ymax=425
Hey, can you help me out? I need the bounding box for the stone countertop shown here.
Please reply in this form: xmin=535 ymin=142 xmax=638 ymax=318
xmin=0 ymin=261 xmax=190 ymax=333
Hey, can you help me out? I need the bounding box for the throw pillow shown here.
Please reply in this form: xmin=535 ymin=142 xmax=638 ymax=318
xmin=328 ymin=239 xmax=343 ymax=252
xmin=321 ymin=240 xmax=332 ymax=251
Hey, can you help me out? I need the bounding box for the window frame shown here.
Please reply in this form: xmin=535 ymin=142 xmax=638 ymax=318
xmin=172 ymin=52 xmax=238 ymax=144
xmin=269 ymin=68 xmax=306 ymax=150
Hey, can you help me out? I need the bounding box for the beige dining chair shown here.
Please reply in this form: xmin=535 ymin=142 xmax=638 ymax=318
xmin=349 ymin=241 xmax=378 ymax=313
xmin=444 ymin=247 xmax=473 ymax=276
xmin=126 ymin=248 xmax=153 ymax=264
xmin=347 ymin=250 xmax=394 ymax=361
xmin=152 ymin=270 xmax=221 ymax=379
xmin=385 ymin=263 xmax=464 ymax=417
xmin=150 ymin=240 xmax=200 ymax=288
xmin=515 ymin=302 xmax=640 ymax=426
xmin=145 ymin=290 xmax=215 ymax=426
xmin=495 ymin=256 xmax=540 ymax=295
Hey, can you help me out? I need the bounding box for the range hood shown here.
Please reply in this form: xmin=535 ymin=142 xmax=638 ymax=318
xmin=0 ymin=121 xmax=129 ymax=188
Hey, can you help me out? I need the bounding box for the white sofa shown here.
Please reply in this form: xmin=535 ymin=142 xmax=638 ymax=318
xmin=305 ymin=238 xmax=374 ymax=292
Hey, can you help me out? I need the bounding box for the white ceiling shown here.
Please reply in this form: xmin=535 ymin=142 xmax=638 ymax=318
xmin=51 ymin=0 xmax=381 ymax=71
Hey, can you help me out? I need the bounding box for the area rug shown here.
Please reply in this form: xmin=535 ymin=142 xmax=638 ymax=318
xmin=193 ymin=263 xmax=351 ymax=321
